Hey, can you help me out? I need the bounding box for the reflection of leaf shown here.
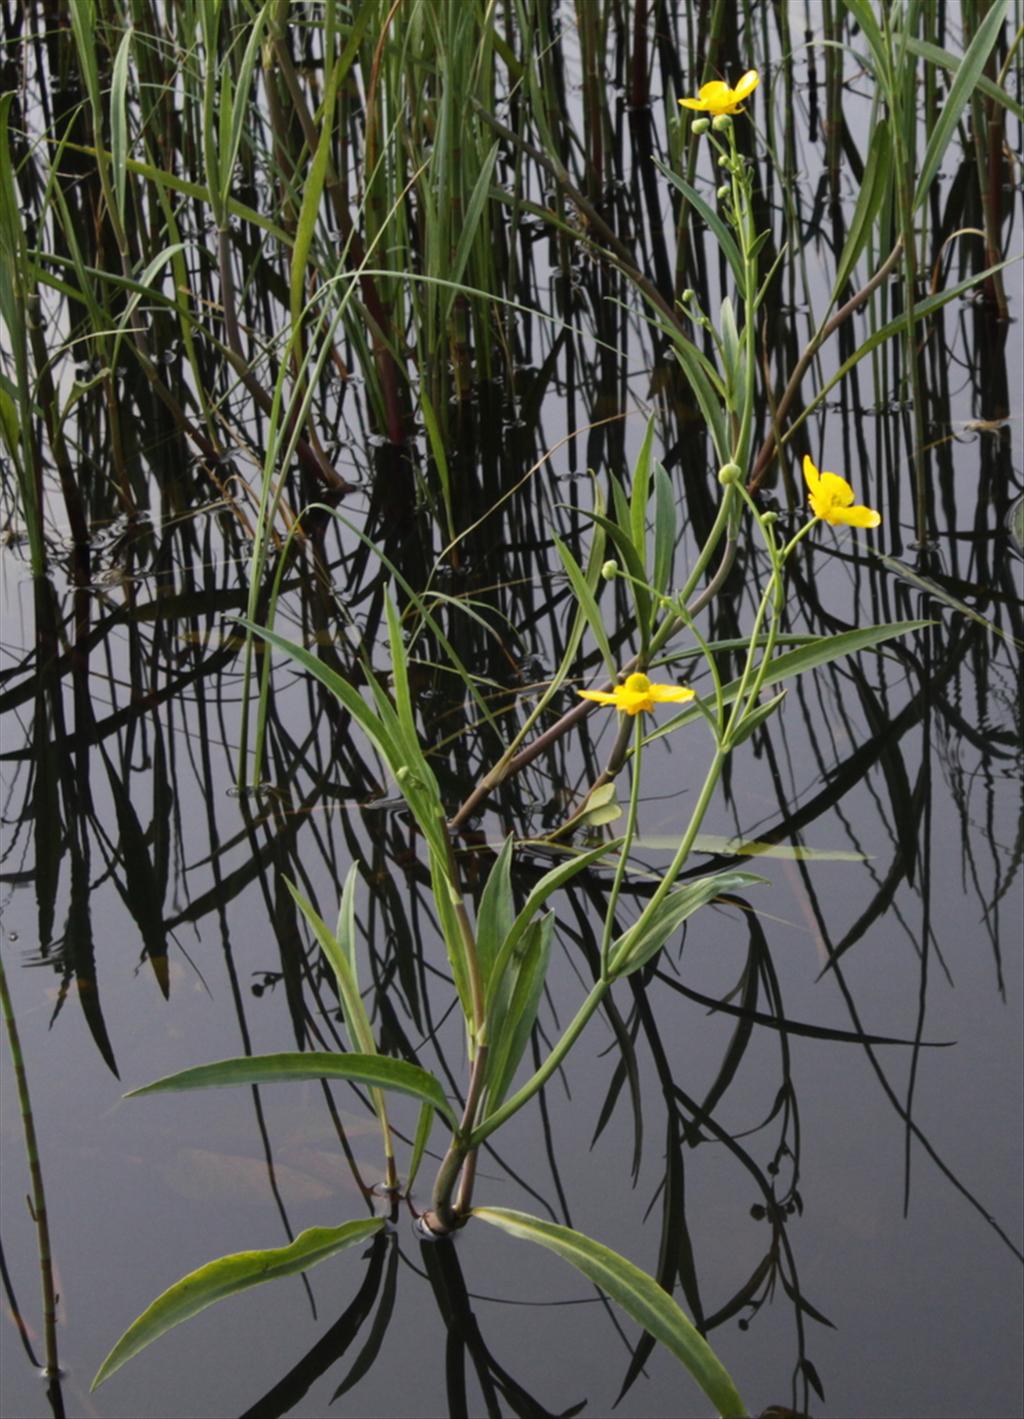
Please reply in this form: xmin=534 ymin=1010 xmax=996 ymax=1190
xmin=162 ymin=1147 xmax=334 ymax=1206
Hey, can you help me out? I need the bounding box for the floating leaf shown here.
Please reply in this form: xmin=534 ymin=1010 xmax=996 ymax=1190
xmin=472 ymin=1207 xmax=747 ymax=1418
xmin=92 ymin=1218 xmax=384 ymax=1389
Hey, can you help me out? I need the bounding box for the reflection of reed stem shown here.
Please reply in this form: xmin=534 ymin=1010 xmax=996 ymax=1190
xmin=0 ymin=948 xmax=61 ymax=1392
xmin=747 ymin=243 xmax=902 ymax=493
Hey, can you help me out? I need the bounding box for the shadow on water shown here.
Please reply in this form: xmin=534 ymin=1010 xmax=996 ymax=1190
xmin=1 ymin=3 xmax=1022 ymax=1417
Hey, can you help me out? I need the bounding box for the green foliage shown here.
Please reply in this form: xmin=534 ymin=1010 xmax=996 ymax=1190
xmin=125 ymin=1052 xmax=456 ymax=1125
xmin=473 ymin=1207 xmax=748 ymax=1417
xmin=92 ymin=1218 xmax=385 ymax=1390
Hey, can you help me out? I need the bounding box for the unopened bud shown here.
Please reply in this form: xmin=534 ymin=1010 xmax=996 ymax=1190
xmin=712 ymin=114 xmax=733 ymax=132
xmin=691 ymin=117 xmax=710 ymax=135
xmin=760 ymin=510 xmax=779 ymax=526
xmin=601 ymin=559 xmax=619 ymax=581
xmin=716 ymin=184 xmax=730 ymax=201
xmin=717 ymin=462 xmax=742 ymax=486
xmin=681 ymin=288 xmax=695 ymax=303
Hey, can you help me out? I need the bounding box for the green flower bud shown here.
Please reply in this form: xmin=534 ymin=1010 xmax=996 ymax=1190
xmin=691 ymin=117 xmax=710 ymax=135
xmin=760 ymin=510 xmax=779 ymax=526
xmin=681 ymin=288 xmax=695 ymax=303
xmin=717 ymin=154 xmax=732 ymax=169
xmin=716 ymin=184 xmax=730 ymax=201
xmin=717 ymin=462 xmax=742 ymax=486
xmin=712 ymin=114 xmax=733 ymax=132
xmin=600 ymin=559 xmax=619 ymax=581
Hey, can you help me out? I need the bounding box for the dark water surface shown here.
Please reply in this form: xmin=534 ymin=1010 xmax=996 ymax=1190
xmin=2 ymin=8 xmax=1023 ymax=1419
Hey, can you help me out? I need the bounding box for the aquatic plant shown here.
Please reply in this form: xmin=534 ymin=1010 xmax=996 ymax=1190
xmin=89 ymin=70 xmax=924 ymax=1419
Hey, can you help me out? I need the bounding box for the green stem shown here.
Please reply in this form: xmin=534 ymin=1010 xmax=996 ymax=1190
xmin=469 ymin=980 xmax=607 ymax=1147
xmin=0 ymin=948 xmax=60 ymax=1381
xmin=613 ymin=747 xmax=727 ymax=966
xmin=598 ymin=716 xmax=645 ymax=979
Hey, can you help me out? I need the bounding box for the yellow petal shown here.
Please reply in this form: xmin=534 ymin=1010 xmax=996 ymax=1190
xmin=649 ymin=684 xmax=696 ymax=703
xmin=834 ymin=504 xmax=882 ymax=529
xmin=678 ymin=97 xmax=707 ymax=110
xmin=818 ymin=471 xmax=855 ymax=508
xmin=734 ymin=70 xmax=759 ymax=101
xmin=802 ymin=454 xmax=822 ymax=495
xmin=623 ymin=673 xmax=652 ymax=693
xmin=578 ymin=689 xmax=620 ymax=706
xmin=698 ymin=81 xmax=731 ymax=103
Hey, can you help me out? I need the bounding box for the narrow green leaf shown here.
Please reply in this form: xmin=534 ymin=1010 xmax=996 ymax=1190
xmin=419 ymin=387 xmax=454 ymax=541
xmin=223 ymin=3 xmax=273 ymax=212
xmin=485 ymin=840 xmax=616 ymax=1011
xmin=654 ymin=160 xmax=744 ymax=289
xmin=719 ymin=297 xmax=740 ymax=408
xmin=651 ymin=464 xmax=676 ymax=600
xmin=445 ymin=141 xmax=500 ymax=321
xmin=904 ymin=34 xmax=1023 ymax=122
xmin=110 ymin=26 xmax=132 ymax=229
xmin=553 ymin=535 xmax=615 ymax=676
xmin=629 ymin=415 xmax=656 ymax=570
xmin=472 ymin=1208 xmax=748 ymax=1418
xmin=476 ymin=835 xmax=516 ymax=986
xmin=125 ymin=1052 xmax=456 ymax=1124
xmin=830 ymin=119 xmax=891 ymax=305
xmin=667 ymin=334 xmax=729 ymax=465
xmin=485 ymin=914 xmax=554 ymax=1108
xmin=843 ymin=0 xmax=891 ymax=83
xmin=92 ymin=1218 xmax=384 ymax=1390
xmin=643 ymin=621 xmax=932 ymax=745
xmin=290 ymin=53 xmax=342 ymax=324
xmin=584 ymin=507 xmax=652 ymax=647
xmin=284 ymin=875 xmax=375 ymax=1056
xmin=429 ymin=847 xmax=475 ymax=1041
xmin=727 ymin=688 xmax=788 ymax=748
xmin=406 ymin=1101 xmax=435 ymax=1192
xmin=914 ymin=0 xmax=1009 ymax=210
xmin=610 ymin=872 xmax=765 ymax=978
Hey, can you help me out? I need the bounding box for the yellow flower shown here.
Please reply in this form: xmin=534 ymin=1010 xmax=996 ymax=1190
xmin=803 ymin=455 xmax=881 ymax=529
xmin=679 ymin=70 xmax=759 ymax=117
xmin=578 ymin=672 xmax=695 ymax=717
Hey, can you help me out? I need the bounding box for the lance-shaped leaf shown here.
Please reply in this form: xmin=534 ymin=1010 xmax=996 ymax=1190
xmin=484 ymin=840 xmax=615 ymax=1012
xmin=609 ymin=872 xmax=765 ymax=979
xmin=484 ymin=913 xmax=555 ymax=1109
xmin=92 ymin=1217 xmax=385 ymax=1390
xmin=472 ymin=1208 xmax=747 ymax=1418
xmin=285 ymin=873 xmax=374 ymax=1055
xmin=651 ymin=463 xmax=677 ymax=600
xmin=643 ymin=622 xmax=932 ymax=746
xmin=475 ymin=834 xmax=516 ymax=986
xmin=125 ymin=1052 xmax=456 ymax=1126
